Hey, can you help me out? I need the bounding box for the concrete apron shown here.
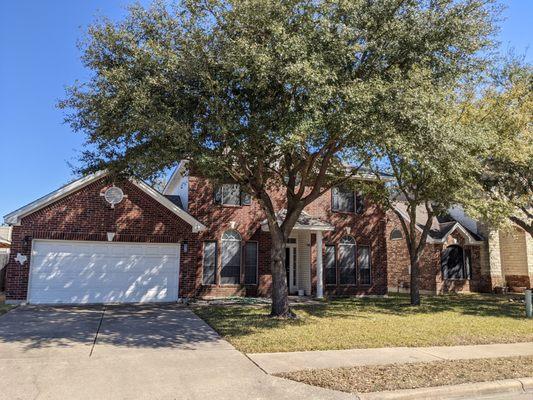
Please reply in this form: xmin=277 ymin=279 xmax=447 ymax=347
xmin=0 ymin=305 xmax=354 ymax=400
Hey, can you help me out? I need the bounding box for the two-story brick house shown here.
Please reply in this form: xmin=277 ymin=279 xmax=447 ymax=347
xmin=3 ymin=162 xmax=388 ymax=304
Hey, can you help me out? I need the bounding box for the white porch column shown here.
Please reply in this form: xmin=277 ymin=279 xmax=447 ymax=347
xmin=316 ymin=231 xmax=324 ymax=299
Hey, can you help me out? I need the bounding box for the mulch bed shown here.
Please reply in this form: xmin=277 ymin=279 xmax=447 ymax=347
xmin=276 ymin=356 xmax=533 ymax=393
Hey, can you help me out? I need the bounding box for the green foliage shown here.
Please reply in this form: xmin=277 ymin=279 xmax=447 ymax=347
xmin=61 ymin=0 xmax=497 ymax=205
xmin=60 ymin=0 xmax=499 ymax=312
xmin=463 ymin=62 xmax=533 ymax=236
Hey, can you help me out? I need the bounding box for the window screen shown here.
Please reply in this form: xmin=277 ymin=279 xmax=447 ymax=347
xmin=221 ymin=230 xmax=242 ymax=284
xmin=244 ymin=242 xmax=258 ymax=285
xmin=338 ymin=236 xmax=356 ymax=284
xmin=358 ymin=246 xmax=371 ymax=285
xmin=203 ymin=241 xmax=217 ymax=284
xmin=325 ymin=245 xmax=336 ymax=285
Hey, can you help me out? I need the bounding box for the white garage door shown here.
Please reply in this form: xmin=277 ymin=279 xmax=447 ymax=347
xmin=28 ymin=240 xmax=180 ymax=304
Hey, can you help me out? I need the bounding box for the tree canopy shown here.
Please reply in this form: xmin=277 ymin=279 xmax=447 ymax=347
xmin=61 ymin=0 xmax=499 ymax=313
xmin=464 ymin=62 xmax=533 ymax=237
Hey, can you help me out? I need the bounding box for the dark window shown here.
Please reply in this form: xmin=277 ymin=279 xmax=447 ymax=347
xmin=441 ymin=245 xmax=466 ymax=279
xmin=221 ymin=230 xmax=242 ymax=284
xmin=241 ymin=191 xmax=252 ymax=205
xmin=358 ymin=246 xmax=371 ymax=285
xmin=332 ymin=187 xmax=355 ymax=212
xmin=214 ymin=184 xmax=252 ymax=206
xmin=332 ymin=187 xmax=365 ymax=213
xmin=325 ymin=245 xmax=336 ymax=285
xmin=244 ymin=242 xmax=258 ymax=285
xmin=338 ymin=236 xmax=356 ymax=284
xmin=390 ymin=228 xmax=403 ymax=240
xmin=203 ymin=241 xmax=217 ymax=284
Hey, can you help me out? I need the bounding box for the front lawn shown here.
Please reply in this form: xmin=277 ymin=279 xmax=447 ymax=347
xmin=193 ymin=294 xmax=533 ymax=353
xmin=277 ymin=356 xmax=533 ymax=393
xmin=0 ymin=304 xmax=13 ymax=316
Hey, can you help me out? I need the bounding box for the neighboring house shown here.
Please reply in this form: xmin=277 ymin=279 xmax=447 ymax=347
xmin=0 ymin=226 xmax=12 ymax=292
xmin=387 ymin=203 xmax=533 ymax=294
xmin=449 ymin=207 xmax=533 ymax=292
xmin=2 ymin=164 xmax=388 ymax=304
xmin=386 ymin=204 xmax=486 ymax=294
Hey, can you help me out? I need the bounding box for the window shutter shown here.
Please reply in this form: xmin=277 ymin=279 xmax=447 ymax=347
xmin=214 ymin=186 xmax=222 ymax=204
xmin=356 ymin=192 xmax=365 ymax=214
xmin=203 ymin=242 xmax=217 ymax=285
xmin=332 ymin=187 xmax=339 ymax=211
xmin=325 ymin=245 xmax=336 ymax=285
xmin=358 ymin=246 xmax=371 ymax=285
xmin=441 ymin=248 xmax=451 ymax=279
xmin=244 ymin=242 xmax=258 ymax=284
xmin=464 ymin=248 xmax=472 ymax=279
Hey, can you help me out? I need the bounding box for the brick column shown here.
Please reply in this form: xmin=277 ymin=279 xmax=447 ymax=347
xmin=479 ymin=227 xmax=504 ymax=291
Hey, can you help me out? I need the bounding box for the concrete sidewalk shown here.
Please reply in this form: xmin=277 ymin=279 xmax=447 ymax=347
xmin=248 ymin=342 xmax=533 ymax=374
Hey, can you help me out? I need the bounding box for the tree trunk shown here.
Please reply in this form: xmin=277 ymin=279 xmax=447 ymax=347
xmin=270 ymin=233 xmax=294 ymax=318
xmin=409 ymin=254 xmax=421 ymax=306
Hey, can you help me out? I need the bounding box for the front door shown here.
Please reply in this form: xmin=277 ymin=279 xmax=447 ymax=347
xmin=285 ymin=244 xmax=297 ymax=294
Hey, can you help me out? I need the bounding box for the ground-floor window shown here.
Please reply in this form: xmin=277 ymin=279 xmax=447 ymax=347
xmin=203 ymin=232 xmax=259 ymax=286
xmin=338 ymin=236 xmax=356 ymax=284
xmin=324 ymin=238 xmax=372 ymax=286
xmin=221 ymin=230 xmax=242 ymax=284
xmin=441 ymin=245 xmax=471 ymax=280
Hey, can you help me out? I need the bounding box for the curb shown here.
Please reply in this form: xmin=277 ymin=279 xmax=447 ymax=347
xmin=357 ymin=377 xmax=533 ymax=400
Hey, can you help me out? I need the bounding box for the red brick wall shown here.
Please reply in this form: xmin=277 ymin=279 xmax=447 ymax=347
xmin=188 ymin=175 xmax=388 ymax=297
xmin=5 ymin=178 xmax=198 ymax=301
xmin=386 ymin=211 xmax=485 ymax=294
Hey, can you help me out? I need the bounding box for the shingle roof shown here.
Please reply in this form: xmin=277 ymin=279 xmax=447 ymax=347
xmin=393 ymin=202 xmax=484 ymax=243
xmin=164 ymin=195 xmax=183 ymax=209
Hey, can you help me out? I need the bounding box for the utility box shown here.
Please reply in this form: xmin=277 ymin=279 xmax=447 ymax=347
xmin=525 ymin=289 xmax=532 ymax=318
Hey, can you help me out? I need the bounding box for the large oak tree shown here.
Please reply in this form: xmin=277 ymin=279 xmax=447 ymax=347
xmin=61 ymin=0 xmax=498 ymax=315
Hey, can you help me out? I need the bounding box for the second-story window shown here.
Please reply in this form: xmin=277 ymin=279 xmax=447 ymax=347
xmin=214 ymin=184 xmax=252 ymax=206
xmin=332 ymin=187 xmax=364 ymax=214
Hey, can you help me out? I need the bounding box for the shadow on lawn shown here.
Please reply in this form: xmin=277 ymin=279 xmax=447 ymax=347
xmin=302 ymin=293 xmax=526 ymax=320
xmin=194 ymin=293 xmax=529 ymax=339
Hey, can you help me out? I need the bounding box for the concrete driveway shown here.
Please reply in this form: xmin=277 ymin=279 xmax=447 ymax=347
xmin=0 ymin=305 xmax=353 ymax=400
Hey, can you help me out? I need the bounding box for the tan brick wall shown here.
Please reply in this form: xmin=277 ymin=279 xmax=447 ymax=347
xmin=526 ymin=234 xmax=533 ymax=276
xmin=499 ymin=227 xmax=529 ymax=276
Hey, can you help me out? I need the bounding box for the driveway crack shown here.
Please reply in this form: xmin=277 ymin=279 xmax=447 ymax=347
xmin=89 ymin=305 xmax=106 ymax=358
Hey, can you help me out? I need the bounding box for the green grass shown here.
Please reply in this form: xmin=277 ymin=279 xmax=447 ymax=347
xmin=0 ymin=304 xmax=14 ymax=316
xmin=193 ymin=294 xmax=533 ymax=353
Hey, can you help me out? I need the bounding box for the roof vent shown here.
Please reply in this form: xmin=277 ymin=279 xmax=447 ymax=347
xmin=103 ymin=186 xmax=125 ymax=208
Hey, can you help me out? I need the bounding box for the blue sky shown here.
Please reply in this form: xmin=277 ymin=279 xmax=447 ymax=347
xmin=0 ymin=1 xmax=531 ymax=219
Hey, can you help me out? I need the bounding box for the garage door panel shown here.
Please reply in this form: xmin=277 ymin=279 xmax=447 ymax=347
xmin=29 ymin=241 xmax=179 ymax=304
